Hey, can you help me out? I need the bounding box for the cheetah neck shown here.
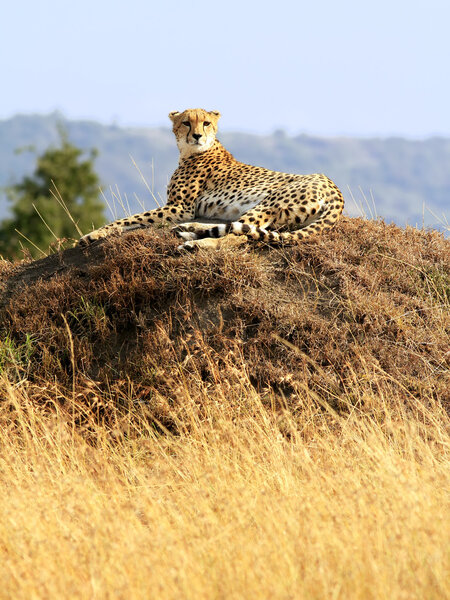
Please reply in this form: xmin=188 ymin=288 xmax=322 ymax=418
xmin=178 ymin=140 xmax=234 ymax=164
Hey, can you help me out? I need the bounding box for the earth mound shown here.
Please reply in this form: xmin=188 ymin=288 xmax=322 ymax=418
xmin=0 ymin=217 xmax=448 ymax=430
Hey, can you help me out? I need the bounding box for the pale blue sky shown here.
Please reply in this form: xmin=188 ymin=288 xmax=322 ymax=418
xmin=1 ymin=0 xmax=449 ymax=136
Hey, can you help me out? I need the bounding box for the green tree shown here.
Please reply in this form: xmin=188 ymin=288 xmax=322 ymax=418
xmin=0 ymin=131 xmax=106 ymax=259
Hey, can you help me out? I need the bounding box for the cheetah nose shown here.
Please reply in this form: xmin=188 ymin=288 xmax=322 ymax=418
xmin=192 ymin=133 xmax=202 ymax=141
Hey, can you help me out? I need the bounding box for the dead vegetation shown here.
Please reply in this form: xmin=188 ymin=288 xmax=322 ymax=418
xmin=0 ymin=217 xmax=449 ymax=599
xmin=0 ymin=217 xmax=448 ymax=428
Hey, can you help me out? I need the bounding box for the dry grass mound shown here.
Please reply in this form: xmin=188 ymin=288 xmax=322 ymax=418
xmin=0 ymin=217 xmax=448 ymax=429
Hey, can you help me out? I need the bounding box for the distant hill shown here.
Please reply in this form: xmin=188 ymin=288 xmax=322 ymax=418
xmin=0 ymin=113 xmax=448 ymax=231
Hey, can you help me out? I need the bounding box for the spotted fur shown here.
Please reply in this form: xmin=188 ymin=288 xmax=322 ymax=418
xmin=79 ymin=108 xmax=344 ymax=249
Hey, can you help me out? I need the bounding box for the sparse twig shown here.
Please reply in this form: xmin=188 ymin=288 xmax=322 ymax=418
xmin=49 ymin=181 xmax=83 ymax=237
xmin=130 ymin=154 xmax=161 ymax=208
xmin=32 ymin=204 xmax=59 ymax=241
xmin=14 ymin=229 xmax=47 ymax=257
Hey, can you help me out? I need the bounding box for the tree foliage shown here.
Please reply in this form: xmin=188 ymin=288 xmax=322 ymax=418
xmin=0 ymin=131 xmax=105 ymax=258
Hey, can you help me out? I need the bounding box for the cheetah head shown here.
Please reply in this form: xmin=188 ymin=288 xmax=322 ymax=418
xmin=169 ymin=108 xmax=221 ymax=158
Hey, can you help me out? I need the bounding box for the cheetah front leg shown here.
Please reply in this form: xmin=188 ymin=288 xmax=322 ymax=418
xmin=174 ymin=222 xmax=235 ymax=248
xmin=175 ymin=218 xmax=271 ymax=249
xmin=175 ymin=222 xmax=250 ymax=250
xmin=172 ymin=221 xmax=232 ymax=241
xmin=179 ymin=234 xmax=248 ymax=251
xmin=78 ymin=204 xmax=194 ymax=246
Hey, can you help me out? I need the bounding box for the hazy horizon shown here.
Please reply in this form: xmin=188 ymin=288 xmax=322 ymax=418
xmin=2 ymin=110 xmax=450 ymax=142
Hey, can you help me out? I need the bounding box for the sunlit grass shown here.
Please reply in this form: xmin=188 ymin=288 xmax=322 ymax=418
xmin=0 ymin=372 xmax=448 ymax=600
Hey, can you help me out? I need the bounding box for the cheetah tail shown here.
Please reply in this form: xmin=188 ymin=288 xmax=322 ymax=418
xmin=230 ymin=202 xmax=343 ymax=243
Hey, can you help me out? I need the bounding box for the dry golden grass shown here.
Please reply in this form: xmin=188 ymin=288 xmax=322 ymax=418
xmin=0 ymin=374 xmax=449 ymax=600
xmin=0 ymin=217 xmax=449 ymax=598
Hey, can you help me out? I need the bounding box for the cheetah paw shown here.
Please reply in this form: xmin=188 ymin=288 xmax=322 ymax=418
xmin=174 ymin=230 xmax=198 ymax=241
xmin=172 ymin=223 xmax=212 ymax=239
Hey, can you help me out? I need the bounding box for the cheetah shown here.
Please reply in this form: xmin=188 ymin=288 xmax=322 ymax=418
xmin=79 ymin=108 xmax=344 ymax=249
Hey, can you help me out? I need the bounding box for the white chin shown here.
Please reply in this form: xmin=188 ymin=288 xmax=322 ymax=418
xmin=177 ymin=138 xmax=214 ymax=157
xmin=188 ymin=142 xmax=207 ymax=152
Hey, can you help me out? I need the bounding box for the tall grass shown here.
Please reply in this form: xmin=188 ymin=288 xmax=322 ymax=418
xmin=0 ymin=370 xmax=448 ymax=600
xmin=0 ymin=217 xmax=448 ymax=598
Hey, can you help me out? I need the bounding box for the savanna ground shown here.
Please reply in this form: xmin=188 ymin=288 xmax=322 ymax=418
xmin=0 ymin=217 xmax=449 ymax=599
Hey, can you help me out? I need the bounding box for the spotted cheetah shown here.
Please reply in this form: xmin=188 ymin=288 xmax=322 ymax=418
xmin=79 ymin=108 xmax=344 ymax=249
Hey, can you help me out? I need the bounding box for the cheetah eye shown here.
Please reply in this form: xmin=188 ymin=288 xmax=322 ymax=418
xmin=204 ymin=121 xmax=211 ymax=127
xmin=182 ymin=121 xmax=190 ymax=126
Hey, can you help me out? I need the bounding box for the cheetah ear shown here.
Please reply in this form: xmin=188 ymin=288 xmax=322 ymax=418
xmin=169 ymin=111 xmax=180 ymax=122
xmin=209 ymin=111 xmax=221 ymax=120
